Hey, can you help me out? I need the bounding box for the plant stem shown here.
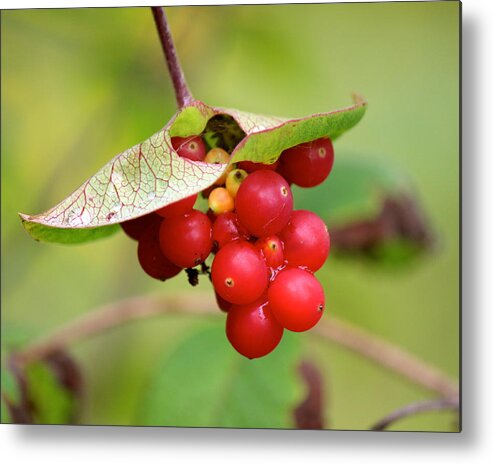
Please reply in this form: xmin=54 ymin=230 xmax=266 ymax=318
xmin=313 ymin=318 xmax=459 ymax=401
xmin=370 ymin=398 xmax=459 ymax=431
xmin=151 ymin=6 xmax=193 ymax=109
xmin=13 ymin=293 xmax=458 ymax=402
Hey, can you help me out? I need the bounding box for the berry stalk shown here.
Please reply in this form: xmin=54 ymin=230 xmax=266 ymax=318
xmin=151 ymin=6 xmax=193 ymax=109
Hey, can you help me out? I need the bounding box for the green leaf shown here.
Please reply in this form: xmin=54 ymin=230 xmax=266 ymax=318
xmin=139 ymin=324 xmax=303 ymax=428
xmin=24 ymin=361 xmax=75 ymax=424
xmin=1 ymin=348 xmax=22 ymax=424
xmin=20 ymin=97 xmax=366 ymax=244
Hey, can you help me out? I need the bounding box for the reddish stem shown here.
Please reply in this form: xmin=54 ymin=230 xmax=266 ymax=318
xmin=151 ymin=6 xmax=193 ymax=109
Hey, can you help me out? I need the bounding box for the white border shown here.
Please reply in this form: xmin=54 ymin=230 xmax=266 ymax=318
xmin=2 ymin=0 xmax=493 ymax=463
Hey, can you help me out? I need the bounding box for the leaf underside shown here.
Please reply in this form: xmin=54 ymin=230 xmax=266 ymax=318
xmin=20 ymin=97 xmax=366 ymax=244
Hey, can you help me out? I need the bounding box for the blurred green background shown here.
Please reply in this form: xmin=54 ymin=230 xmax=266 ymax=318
xmin=1 ymin=2 xmax=459 ymax=431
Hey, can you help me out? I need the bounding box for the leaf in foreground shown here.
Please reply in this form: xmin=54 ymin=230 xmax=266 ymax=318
xmin=19 ymin=98 xmax=366 ymax=244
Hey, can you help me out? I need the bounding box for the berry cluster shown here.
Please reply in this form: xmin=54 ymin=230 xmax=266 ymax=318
xmin=121 ymin=134 xmax=334 ymax=359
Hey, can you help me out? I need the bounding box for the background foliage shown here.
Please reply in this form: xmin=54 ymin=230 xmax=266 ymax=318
xmin=1 ymin=3 xmax=459 ymax=430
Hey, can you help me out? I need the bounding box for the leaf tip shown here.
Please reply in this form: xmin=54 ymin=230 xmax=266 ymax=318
xmin=352 ymin=93 xmax=367 ymax=107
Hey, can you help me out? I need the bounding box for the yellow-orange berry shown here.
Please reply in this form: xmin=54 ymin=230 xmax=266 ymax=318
xmin=204 ymin=148 xmax=232 ymax=185
xmin=208 ymin=187 xmax=235 ymax=215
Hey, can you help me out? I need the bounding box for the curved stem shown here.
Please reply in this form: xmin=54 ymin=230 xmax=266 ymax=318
xmin=151 ymin=6 xmax=193 ymax=108
xmin=12 ymin=293 xmax=459 ymax=403
xmin=313 ymin=318 xmax=459 ymax=401
xmin=370 ymin=398 xmax=459 ymax=431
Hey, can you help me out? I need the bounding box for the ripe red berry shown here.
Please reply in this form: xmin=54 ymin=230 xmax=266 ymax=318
xmin=226 ymin=297 xmax=283 ymax=359
xmin=137 ymin=220 xmax=181 ymax=281
xmin=120 ymin=213 xmax=161 ymax=241
xmin=268 ymin=267 xmax=325 ymax=332
xmin=171 ymin=135 xmax=206 ymax=162
xmin=279 ymin=138 xmax=334 ymax=187
xmin=159 ymin=210 xmax=212 ymax=268
xmin=236 ymin=170 xmax=293 ymax=237
xmin=212 ymin=211 xmax=248 ymax=250
xmin=156 ymin=194 xmax=197 ymax=219
xmin=280 ymin=210 xmax=330 ymax=272
xmin=215 ymin=291 xmax=232 ymax=313
xmin=211 ymin=241 xmax=269 ymax=305
xmin=237 ymin=160 xmax=279 ymax=173
xmin=255 ymin=235 xmax=284 ymax=269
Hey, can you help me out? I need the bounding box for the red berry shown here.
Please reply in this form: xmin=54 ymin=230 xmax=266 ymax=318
xmin=137 ymin=219 xmax=181 ymax=281
xmin=238 ymin=160 xmax=279 ymax=173
xmin=268 ymin=267 xmax=325 ymax=332
xmin=236 ymin=170 xmax=293 ymax=237
xmin=171 ymin=136 xmax=206 ymax=162
xmin=280 ymin=210 xmax=330 ymax=272
xmin=159 ymin=210 xmax=212 ymax=268
xmin=226 ymin=297 xmax=283 ymax=359
xmin=215 ymin=291 xmax=232 ymax=313
xmin=156 ymin=194 xmax=197 ymax=219
xmin=279 ymin=138 xmax=334 ymax=187
xmin=211 ymin=241 xmax=269 ymax=305
xmin=120 ymin=213 xmax=161 ymax=241
xmin=255 ymin=235 xmax=284 ymax=269
xmin=212 ymin=212 xmax=248 ymax=250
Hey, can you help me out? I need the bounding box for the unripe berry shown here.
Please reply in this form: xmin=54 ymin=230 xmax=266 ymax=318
xmin=236 ymin=170 xmax=293 ymax=237
xmin=212 ymin=241 xmax=269 ymax=305
xmin=226 ymin=297 xmax=283 ymax=359
xmin=279 ymin=138 xmax=334 ymax=187
xmin=208 ymin=187 xmax=235 ymax=215
xmin=120 ymin=213 xmax=161 ymax=241
xmin=156 ymin=194 xmax=197 ymax=219
xmin=280 ymin=210 xmax=330 ymax=271
xmin=137 ymin=219 xmax=181 ymax=281
xmin=159 ymin=210 xmax=213 ymax=268
xmin=171 ymin=135 xmax=206 ymax=162
xmin=255 ymin=235 xmax=284 ymax=269
xmin=225 ymin=169 xmax=248 ymax=198
xmin=204 ymin=147 xmax=232 ymax=185
xmin=212 ymin=211 xmax=249 ymax=250
xmin=268 ymin=267 xmax=325 ymax=332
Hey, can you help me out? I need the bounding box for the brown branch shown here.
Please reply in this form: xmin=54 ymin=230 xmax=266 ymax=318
xmin=13 ymin=293 xmax=218 ymax=366
xmin=313 ymin=318 xmax=459 ymax=401
xmin=13 ymin=294 xmax=458 ymax=403
xmin=151 ymin=6 xmax=193 ymax=109
xmin=370 ymin=398 xmax=459 ymax=431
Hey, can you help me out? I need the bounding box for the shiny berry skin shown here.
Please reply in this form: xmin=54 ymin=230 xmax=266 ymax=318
xmin=279 ymin=138 xmax=334 ymax=187
xmin=120 ymin=213 xmax=161 ymax=241
xmin=225 ymin=169 xmax=248 ymax=198
xmin=238 ymin=160 xmax=279 ymax=173
xmin=159 ymin=210 xmax=212 ymax=268
xmin=208 ymin=187 xmax=235 ymax=215
xmin=156 ymin=194 xmax=197 ymax=219
xmin=211 ymin=241 xmax=269 ymax=305
xmin=171 ymin=136 xmax=206 ymax=162
xmin=236 ymin=170 xmax=293 ymax=237
xmin=280 ymin=210 xmax=330 ymax=272
xmin=268 ymin=267 xmax=325 ymax=332
xmin=204 ymin=147 xmax=232 ymax=184
xmin=212 ymin=212 xmax=248 ymax=250
xmin=226 ymin=298 xmax=283 ymax=359
xmin=137 ymin=220 xmax=181 ymax=281
xmin=255 ymin=235 xmax=284 ymax=269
